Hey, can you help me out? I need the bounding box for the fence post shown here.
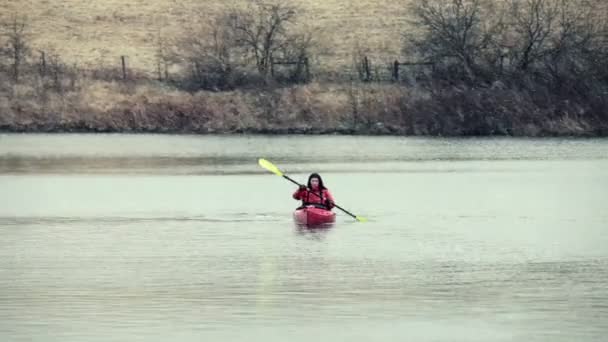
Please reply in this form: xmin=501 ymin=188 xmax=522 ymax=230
xmin=499 ymin=55 xmax=505 ymax=76
xmin=121 ymin=56 xmax=127 ymax=80
xmin=270 ymin=57 xmax=275 ymax=78
xmin=393 ymin=60 xmax=399 ymax=81
xmin=363 ymin=56 xmax=371 ymax=82
xmin=304 ymin=57 xmax=310 ymax=83
xmin=40 ymin=51 xmax=47 ymax=77
xmin=70 ymin=63 xmax=77 ymax=90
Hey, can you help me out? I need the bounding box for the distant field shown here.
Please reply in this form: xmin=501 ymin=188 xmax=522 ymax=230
xmin=2 ymin=0 xmax=409 ymax=74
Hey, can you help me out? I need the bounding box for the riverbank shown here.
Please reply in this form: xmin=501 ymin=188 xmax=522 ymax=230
xmin=1 ymin=80 xmax=606 ymax=137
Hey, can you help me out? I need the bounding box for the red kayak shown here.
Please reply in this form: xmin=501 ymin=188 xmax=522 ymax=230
xmin=293 ymin=206 xmax=336 ymax=227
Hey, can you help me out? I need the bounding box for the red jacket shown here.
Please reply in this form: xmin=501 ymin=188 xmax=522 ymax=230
xmin=293 ymin=187 xmax=335 ymax=209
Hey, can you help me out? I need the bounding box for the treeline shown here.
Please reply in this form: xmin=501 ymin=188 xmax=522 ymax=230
xmin=407 ymin=0 xmax=608 ymax=88
xmin=398 ymin=0 xmax=608 ymax=135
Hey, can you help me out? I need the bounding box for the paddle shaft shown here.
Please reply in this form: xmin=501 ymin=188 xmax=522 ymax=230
xmin=284 ymin=175 xmax=359 ymax=220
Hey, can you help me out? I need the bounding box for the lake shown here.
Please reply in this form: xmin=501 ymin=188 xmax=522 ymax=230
xmin=1 ymin=134 xmax=607 ymax=342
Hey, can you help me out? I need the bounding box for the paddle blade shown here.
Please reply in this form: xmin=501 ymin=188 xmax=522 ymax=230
xmin=258 ymin=158 xmax=283 ymax=177
xmin=355 ymin=216 xmax=368 ymax=223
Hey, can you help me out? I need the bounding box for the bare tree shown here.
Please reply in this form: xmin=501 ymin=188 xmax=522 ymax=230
xmin=175 ymin=1 xmax=311 ymax=88
xmin=496 ymin=0 xmax=608 ymax=84
xmin=1 ymin=15 xmax=31 ymax=83
xmin=154 ymin=27 xmax=172 ymax=82
xmin=545 ymin=0 xmax=605 ymax=78
xmin=405 ymin=0 xmax=486 ymax=80
xmin=476 ymin=1 xmax=511 ymax=76
xmin=227 ymin=1 xmax=298 ymax=78
xmin=276 ymin=31 xmax=313 ymax=82
xmin=47 ymin=52 xmax=65 ymax=92
xmin=506 ymin=0 xmax=558 ymax=72
xmin=352 ymin=43 xmax=372 ymax=82
xmin=177 ymin=13 xmax=240 ymax=90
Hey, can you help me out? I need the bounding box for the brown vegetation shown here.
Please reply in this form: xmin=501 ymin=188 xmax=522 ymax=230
xmin=0 ymin=0 xmax=607 ymax=136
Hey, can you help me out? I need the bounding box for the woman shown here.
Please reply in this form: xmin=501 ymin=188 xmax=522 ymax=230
xmin=293 ymin=173 xmax=335 ymax=210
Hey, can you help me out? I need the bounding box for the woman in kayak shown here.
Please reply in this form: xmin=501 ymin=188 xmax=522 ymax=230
xmin=293 ymin=173 xmax=335 ymax=210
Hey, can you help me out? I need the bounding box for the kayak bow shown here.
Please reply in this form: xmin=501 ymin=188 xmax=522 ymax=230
xmin=293 ymin=206 xmax=336 ymax=227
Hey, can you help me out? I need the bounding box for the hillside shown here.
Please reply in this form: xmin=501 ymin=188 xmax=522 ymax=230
xmin=2 ymin=0 xmax=408 ymax=74
xmin=1 ymin=0 xmax=606 ymax=137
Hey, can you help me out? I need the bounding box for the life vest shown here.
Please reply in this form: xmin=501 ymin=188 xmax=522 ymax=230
xmin=293 ymin=187 xmax=335 ymax=210
xmin=303 ymin=189 xmax=325 ymax=207
xmin=298 ymin=189 xmax=333 ymax=209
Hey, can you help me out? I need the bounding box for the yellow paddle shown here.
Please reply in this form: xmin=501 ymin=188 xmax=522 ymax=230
xmin=258 ymin=158 xmax=368 ymax=222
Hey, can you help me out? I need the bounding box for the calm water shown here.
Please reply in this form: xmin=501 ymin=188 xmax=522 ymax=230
xmin=1 ymin=134 xmax=607 ymax=342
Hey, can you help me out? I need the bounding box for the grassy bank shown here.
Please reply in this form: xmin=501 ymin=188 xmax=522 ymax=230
xmin=1 ymin=0 xmax=607 ymax=136
xmin=2 ymin=79 xmax=606 ymax=136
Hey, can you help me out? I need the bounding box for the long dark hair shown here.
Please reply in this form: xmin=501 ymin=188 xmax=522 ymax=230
xmin=307 ymin=173 xmax=326 ymax=190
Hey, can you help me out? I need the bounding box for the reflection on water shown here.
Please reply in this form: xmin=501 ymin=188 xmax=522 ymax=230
xmin=295 ymin=225 xmax=334 ymax=240
xmin=1 ymin=134 xmax=607 ymax=175
xmin=1 ymin=134 xmax=607 ymax=342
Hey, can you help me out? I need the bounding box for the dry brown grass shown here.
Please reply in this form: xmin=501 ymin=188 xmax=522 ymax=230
xmin=2 ymin=0 xmax=607 ymax=136
xmin=2 ymin=0 xmax=409 ymax=74
xmin=3 ymin=78 xmax=606 ymax=136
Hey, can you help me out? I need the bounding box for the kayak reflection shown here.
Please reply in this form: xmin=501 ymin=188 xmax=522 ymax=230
xmin=295 ymin=222 xmax=334 ymax=239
